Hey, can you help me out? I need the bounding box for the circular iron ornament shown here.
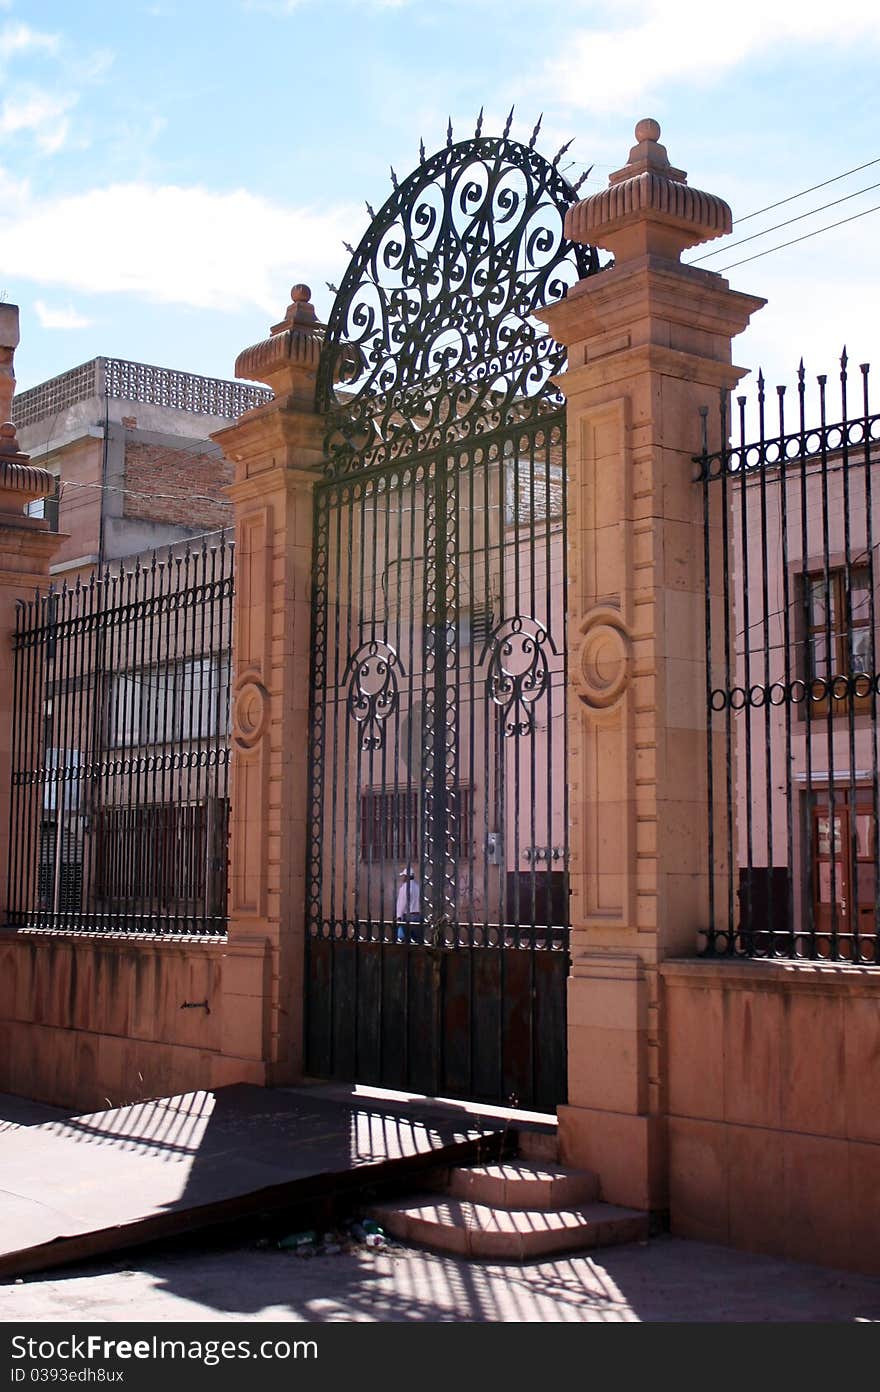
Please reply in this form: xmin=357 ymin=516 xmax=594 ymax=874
xmin=317 ymin=133 xmax=599 ymax=476
xmin=346 ymin=638 xmax=404 ymax=751
xmin=484 ymin=615 xmax=556 ymax=737
xmin=830 ymin=675 xmax=849 ymax=700
xmin=789 ymin=679 xmax=807 ymax=704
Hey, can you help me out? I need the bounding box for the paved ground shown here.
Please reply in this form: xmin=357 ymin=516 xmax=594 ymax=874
xmin=2 ymin=1231 xmax=879 ymax=1323
xmin=0 ymin=1086 xmax=499 ymax=1278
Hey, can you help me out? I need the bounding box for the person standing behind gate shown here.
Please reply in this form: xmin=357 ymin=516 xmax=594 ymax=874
xmin=396 ymin=866 xmax=421 ymax=944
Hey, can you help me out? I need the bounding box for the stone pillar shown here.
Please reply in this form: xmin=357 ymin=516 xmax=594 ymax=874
xmin=211 ymin=286 xmax=324 ymax=1087
xmin=0 ymin=305 xmax=64 ymax=921
xmin=537 ymin=121 xmax=764 ymax=1210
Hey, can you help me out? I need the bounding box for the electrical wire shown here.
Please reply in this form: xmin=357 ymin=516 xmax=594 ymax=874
xmin=717 ymin=201 xmax=880 ymax=273
xmin=690 ymin=180 xmax=880 ymax=264
xmin=734 ymin=156 xmax=880 ymax=226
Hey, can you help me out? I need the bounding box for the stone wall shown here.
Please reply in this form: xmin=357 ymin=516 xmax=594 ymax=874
xmin=662 ymin=958 xmax=880 ymax=1275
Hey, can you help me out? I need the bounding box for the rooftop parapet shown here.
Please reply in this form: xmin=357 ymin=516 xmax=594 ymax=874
xmin=12 ymin=356 xmax=274 ymax=432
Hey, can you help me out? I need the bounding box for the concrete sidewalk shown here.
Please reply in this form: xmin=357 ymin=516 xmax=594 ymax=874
xmin=2 ymin=1231 xmax=878 ymax=1323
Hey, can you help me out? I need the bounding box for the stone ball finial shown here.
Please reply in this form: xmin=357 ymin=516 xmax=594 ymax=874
xmin=635 ymin=118 xmax=661 ymax=143
xmin=563 ymin=115 xmax=732 ymax=264
xmin=237 ymin=279 xmax=325 ymax=393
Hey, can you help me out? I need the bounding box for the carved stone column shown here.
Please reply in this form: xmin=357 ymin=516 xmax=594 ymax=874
xmin=538 ymin=121 xmax=764 ymax=1209
xmin=212 ymin=286 xmax=324 ymax=1087
xmin=0 ymin=305 xmax=64 ymax=921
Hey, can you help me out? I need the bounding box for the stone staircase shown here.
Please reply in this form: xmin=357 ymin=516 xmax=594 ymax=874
xmin=365 ymin=1129 xmax=649 ymax=1261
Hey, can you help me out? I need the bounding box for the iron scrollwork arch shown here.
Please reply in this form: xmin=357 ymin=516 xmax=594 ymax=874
xmin=316 ymin=130 xmax=599 ymax=476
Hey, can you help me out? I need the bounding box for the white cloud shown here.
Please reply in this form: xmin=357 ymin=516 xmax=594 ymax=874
xmin=544 ymin=0 xmax=880 ymax=113
xmin=244 ymin=0 xmax=411 ymax=11
xmin=0 ymin=21 xmax=59 ymax=63
xmin=0 ymin=180 xmax=358 ymax=316
xmin=33 ymin=300 xmax=93 ymax=330
xmin=0 ymin=91 xmax=74 ymax=152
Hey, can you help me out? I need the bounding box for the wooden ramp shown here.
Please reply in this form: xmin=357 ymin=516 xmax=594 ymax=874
xmin=0 ymin=1084 xmax=506 ymax=1278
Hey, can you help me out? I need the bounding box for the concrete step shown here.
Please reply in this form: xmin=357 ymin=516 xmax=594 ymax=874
xmin=514 ymin=1128 xmax=559 ymax=1165
xmin=428 ymin=1160 xmax=599 ymax=1209
xmin=365 ymin=1194 xmax=649 ymax=1261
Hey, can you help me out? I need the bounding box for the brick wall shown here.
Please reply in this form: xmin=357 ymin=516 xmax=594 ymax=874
xmin=123 ymin=439 xmax=233 ymax=530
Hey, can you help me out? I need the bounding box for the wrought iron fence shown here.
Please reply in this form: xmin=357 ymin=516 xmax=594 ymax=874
xmin=7 ymin=534 xmax=233 ymax=936
xmin=698 ymin=354 xmax=880 ymax=963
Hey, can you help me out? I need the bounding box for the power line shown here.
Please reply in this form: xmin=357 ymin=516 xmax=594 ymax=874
xmin=734 ymin=156 xmax=880 ymax=225
xmin=717 ymin=201 xmax=880 ymax=273
xmin=58 ymin=476 xmax=228 ymax=511
xmin=690 ymin=180 xmax=880 ymax=264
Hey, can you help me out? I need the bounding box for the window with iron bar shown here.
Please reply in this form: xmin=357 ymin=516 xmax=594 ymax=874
xmin=108 ymin=653 xmax=231 ymax=747
xmin=359 ymin=786 xmax=473 ymax=862
xmin=803 ymin=564 xmax=874 ymax=714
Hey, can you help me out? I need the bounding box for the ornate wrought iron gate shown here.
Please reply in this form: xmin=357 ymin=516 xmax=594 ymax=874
xmin=305 ymin=125 xmax=597 ymax=1110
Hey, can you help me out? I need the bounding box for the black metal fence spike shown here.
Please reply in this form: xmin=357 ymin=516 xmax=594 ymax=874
xmin=798 ymin=357 xmax=806 ymax=382
xmin=419 ymin=137 xmax=426 ymax=164
xmin=503 ymin=105 xmax=515 ymax=138
xmin=474 ymin=106 xmax=484 ymax=139
xmin=529 ymin=113 xmax=543 ymax=149
xmin=326 ymin=282 xmax=338 ymax=294
xmin=389 ymin=165 xmax=398 ymax=190
xmin=552 ymin=138 xmax=574 ymax=168
xmin=841 ymin=345 xmax=848 ymax=370
xmin=447 ymin=117 xmax=453 ymax=148
xmin=343 ymin=241 xmax=355 ymax=255
xmin=572 ymin=164 xmax=593 ymax=193
xmin=365 ymin=201 xmax=375 ymax=219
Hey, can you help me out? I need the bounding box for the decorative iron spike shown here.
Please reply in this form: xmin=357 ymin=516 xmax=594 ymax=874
xmin=446 ymin=117 xmax=453 ymax=148
xmin=757 ymin=368 xmax=765 ymax=394
xmin=552 ymin=138 xmax=574 ymax=168
xmin=326 ymin=282 xmax=338 ymax=294
xmin=343 ymin=241 xmax=355 ymax=255
xmin=528 ymin=113 xmax=543 ymax=149
xmin=841 ymin=345 xmax=848 ymax=371
xmin=365 ymin=201 xmax=375 ymax=219
xmin=390 ymin=166 xmax=398 ymax=190
xmin=503 ymin=106 xmax=514 ymax=138
xmin=419 ymin=137 xmax=426 ymax=164
xmin=474 ymin=106 xmax=484 ymax=139
xmin=573 ymin=164 xmax=594 ymax=193
xmin=798 ymin=357 xmax=806 ymax=384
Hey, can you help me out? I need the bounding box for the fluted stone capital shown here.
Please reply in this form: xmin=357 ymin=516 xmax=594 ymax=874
xmin=565 ymin=118 xmax=732 ymax=264
xmin=234 ymin=284 xmax=324 ymax=409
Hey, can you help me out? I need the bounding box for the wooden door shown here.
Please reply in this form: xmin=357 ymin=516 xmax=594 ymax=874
xmin=812 ymin=796 xmax=877 ymax=958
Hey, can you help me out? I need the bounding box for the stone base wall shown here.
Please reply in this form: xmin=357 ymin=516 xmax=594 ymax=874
xmin=0 ymin=933 xmax=270 ymax=1111
xmin=662 ymin=958 xmax=880 ymax=1275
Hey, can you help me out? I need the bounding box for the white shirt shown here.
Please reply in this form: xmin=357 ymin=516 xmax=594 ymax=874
xmin=396 ymin=877 xmax=420 ymax=919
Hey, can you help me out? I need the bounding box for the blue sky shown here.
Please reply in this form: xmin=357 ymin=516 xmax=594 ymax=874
xmin=2 ymin=0 xmax=879 ymax=421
